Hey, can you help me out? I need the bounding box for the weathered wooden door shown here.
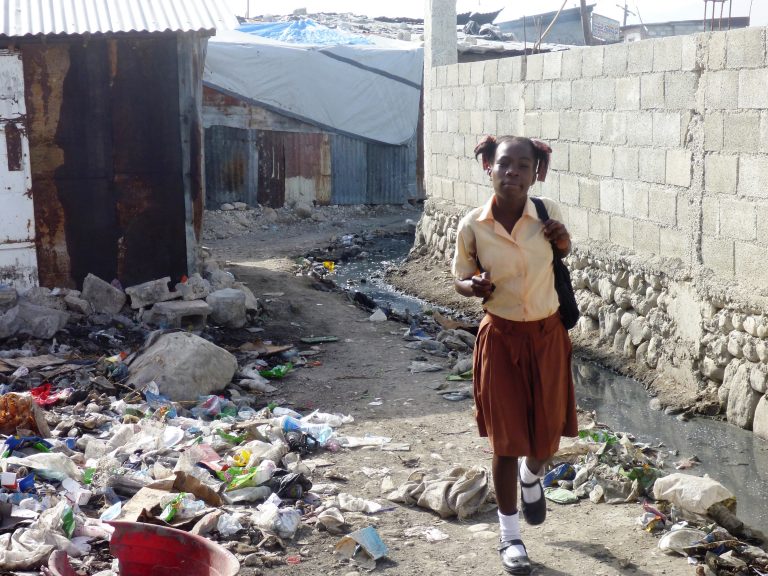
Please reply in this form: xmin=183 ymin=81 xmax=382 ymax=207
xmin=0 ymin=50 xmax=36 ymax=288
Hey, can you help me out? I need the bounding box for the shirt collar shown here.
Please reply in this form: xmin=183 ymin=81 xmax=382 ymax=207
xmin=478 ymin=195 xmax=539 ymax=223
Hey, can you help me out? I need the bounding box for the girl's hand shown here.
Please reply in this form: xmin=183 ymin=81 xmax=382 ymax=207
xmin=471 ymin=271 xmax=495 ymax=299
xmin=542 ymin=219 xmax=571 ymax=256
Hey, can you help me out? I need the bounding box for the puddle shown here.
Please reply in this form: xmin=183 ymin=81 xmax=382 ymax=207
xmin=574 ymin=360 xmax=768 ymax=531
xmin=345 ymin=233 xmax=768 ymax=531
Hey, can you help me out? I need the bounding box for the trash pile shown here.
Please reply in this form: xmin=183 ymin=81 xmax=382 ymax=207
xmin=546 ymin=423 xmax=767 ymax=575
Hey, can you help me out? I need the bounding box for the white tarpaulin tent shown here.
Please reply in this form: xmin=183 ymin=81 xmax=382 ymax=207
xmin=203 ymin=29 xmax=423 ymax=146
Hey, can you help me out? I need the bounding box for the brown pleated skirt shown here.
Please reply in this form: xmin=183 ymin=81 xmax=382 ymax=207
xmin=472 ymin=312 xmax=578 ymax=459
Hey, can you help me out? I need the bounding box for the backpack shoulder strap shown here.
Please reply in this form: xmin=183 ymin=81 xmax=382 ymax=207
xmin=530 ymin=196 xmax=549 ymax=222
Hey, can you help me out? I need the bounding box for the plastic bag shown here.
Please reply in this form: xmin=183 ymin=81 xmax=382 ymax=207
xmin=259 ymin=363 xmax=293 ymax=379
xmin=652 ymin=473 xmax=736 ymax=515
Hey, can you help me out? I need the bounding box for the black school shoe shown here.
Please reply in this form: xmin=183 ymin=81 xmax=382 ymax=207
xmin=519 ymin=474 xmax=547 ymax=525
xmin=498 ymin=539 xmax=532 ymax=574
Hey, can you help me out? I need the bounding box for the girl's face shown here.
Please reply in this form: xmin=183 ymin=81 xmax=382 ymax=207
xmin=489 ymin=139 xmax=536 ymax=203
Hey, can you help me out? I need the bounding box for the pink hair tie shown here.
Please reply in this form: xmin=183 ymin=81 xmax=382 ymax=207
xmin=531 ymin=139 xmax=552 ymax=182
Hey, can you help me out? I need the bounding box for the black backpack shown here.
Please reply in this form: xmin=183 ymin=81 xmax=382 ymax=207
xmin=530 ymin=197 xmax=580 ymax=330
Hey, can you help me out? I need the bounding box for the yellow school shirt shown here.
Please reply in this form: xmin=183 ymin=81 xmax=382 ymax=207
xmin=452 ymin=195 xmax=562 ymax=322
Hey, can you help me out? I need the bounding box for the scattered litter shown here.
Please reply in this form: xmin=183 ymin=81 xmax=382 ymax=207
xmin=334 ymin=526 xmax=389 ymax=571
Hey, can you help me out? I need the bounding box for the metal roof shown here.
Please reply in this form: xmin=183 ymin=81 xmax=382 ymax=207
xmin=0 ymin=0 xmax=239 ymax=37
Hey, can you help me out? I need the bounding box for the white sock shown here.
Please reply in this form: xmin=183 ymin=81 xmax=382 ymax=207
xmin=498 ymin=511 xmax=526 ymax=557
xmin=520 ymin=458 xmax=543 ymax=502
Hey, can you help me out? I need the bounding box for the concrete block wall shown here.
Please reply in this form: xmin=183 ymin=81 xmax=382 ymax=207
xmin=415 ymin=27 xmax=768 ymax=436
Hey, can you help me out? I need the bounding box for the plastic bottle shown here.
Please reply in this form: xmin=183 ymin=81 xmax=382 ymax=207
xmin=298 ymin=422 xmax=334 ymax=446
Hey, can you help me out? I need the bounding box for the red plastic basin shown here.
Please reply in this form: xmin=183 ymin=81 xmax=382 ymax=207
xmin=107 ymin=521 xmax=240 ymax=576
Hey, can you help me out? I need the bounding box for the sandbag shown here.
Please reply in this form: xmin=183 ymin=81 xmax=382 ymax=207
xmin=652 ymin=473 xmax=735 ymax=516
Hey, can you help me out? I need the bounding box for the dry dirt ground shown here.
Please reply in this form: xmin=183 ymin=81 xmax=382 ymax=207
xmin=205 ymin=205 xmax=691 ymax=576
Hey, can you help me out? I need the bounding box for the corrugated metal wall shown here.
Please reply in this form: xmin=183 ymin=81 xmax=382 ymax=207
xmin=330 ymin=135 xmax=367 ymax=205
xmin=204 ymin=125 xmax=258 ymax=207
xmin=366 ymin=139 xmax=410 ymax=205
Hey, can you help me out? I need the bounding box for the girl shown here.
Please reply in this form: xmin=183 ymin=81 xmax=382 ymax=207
xmin=452 ymin=135 xmax=577 ymax=574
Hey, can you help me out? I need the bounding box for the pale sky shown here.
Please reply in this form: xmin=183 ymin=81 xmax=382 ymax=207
xmin=233 ymin=0 xmax=768 ymax=27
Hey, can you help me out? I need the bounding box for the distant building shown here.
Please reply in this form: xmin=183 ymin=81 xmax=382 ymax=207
xmin=496 ymin=5 xmax=619 ymax=46
xmin=622 ymin=16 xmax=750 ymax=42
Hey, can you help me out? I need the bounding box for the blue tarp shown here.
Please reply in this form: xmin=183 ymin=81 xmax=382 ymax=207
xmin=237 ymin=19 xmax=373 ymax=45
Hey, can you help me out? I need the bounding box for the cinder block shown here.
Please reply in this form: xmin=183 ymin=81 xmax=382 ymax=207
xmin=565 ymin=206 xmax=589 ymax=240
xmin=723 ymin=113 xmax=760 ymax=153
xmin=702 ymin=236 xmax=734 ymax=276
xmin=497 ymin=113 xmax=517 ymax=136
xmin=610 ymin=215 xmax=634 ymax=248
xmin=756 ymin=204 xmax=768 ymax=242
xmin=561 ymin=48 xmax=583 ymax=79
xmin=681 ymin=35 xmax=698 ymax=71
xmin=666 ymin=150 xmax=692 ymax=188
xmin=603 ymin=43 xmax=628 ymax=76
xmin=571 ymin=79 xmax=593 ymax=110
xmin=704 ymin=112 xmax=724 ymax=151
xmin=522 ymin=112 xmax=540 ymax=138
xmin=623 ymin=181 xmax=649 ymax=218
xmin=526 ymin=54 xmax=544 ymax=81
xmin=470 ymin=61 xmax=486 ymax=84
xmin=447 ymin=113 xmax=459 ymax=133
xmin=458 ymin=111 xmax=471 ymax=134
xmin=591 ymin=77 xmax=616 ymax=110
xmin=591 ymin=145 xmax=613 ymax=177
xmin=738 ymin=155 xmax=768 ymax=199
xmin=535 ymin=81 xmax=552 ymax=110
xmin=603 ymin=113 xmax=627 ymax=145
xmin=625 ymin=112 xmax=654 ymax=146
xmin=660 ymin=228 xmax=688 ymax=260
xmin=705 ymin=154 xmax=738 ymax=194
xmin=445 ymin=156 xmax=459 ymax=179
xmin=665 ymin=73 xmax=698 ymax=110
xmin=582 ymin=46 xmax=604 ymax=77
xmin=569 ymin=144 xmax=591 ymax=174
xmin=726 ymin=27 xmax=765 ymax=69
xmin=504 ymin=84 xmax=522 ymax=109
xmin=543 ymin=51 xmax=562 ymax=79
xmin=538 ymin=173 xmax=559 ymax=201
xmin=447 ymin=65 xmax=459 ymax=86
xmin=616 ymin=77 xmax=640 ymax=110
xmin=760 ymin=112 xmax=768 ymax=153
xmin=634 ymin=220 xmax=661 ymax=255
xmin=677 ymin=191 xmax=691 ymax=229
xmin=523 ymin=84 xmax=535 ymax=109
xmin=550 ymin=141 xmax=569 ymax=171
xmin=484 ymin=59 xmax=499 ymax=83
xmin=559 ymin=173 xmax=579 ymax=205
xmin=436 ymin=66 xmax=447 ymax=87
xmin=541 ymin=111 xmax=559 ymax=139
xmin=735 ymin=241 xmax=768 ymax=285
xmin=653 ymin=112 xmax=683 ymax=147
xmin=649 ymin=187 xmax=678 ymax=225
xmin=720 ymin=198 xmax=757 ymax=241
xmin=641 ymin=74 xmax=665 ymax=110
xmin=559 ymin=111 xmax=580 ymax=140
xmin=738 ymin=69 xmax=768 ymax=109
xmin=498 ymin=58 xmax=521 ymax=82
xmin=470 ymin=111 xmax=484 ymax=134
xmin=702 ymin=197 xmax=719 ymax=236
xmin=653 ymin=36 xmax=683 ymax=72
xmin=614 ymin=147 xmax=639 ymax=180
xmin=551 ymin=81 xmax=572 ymax=108
xmin=600 ymin=179 xmax=624 ymax=214
xmin=459 ymin=63 xmax=471 ymax=86
xmin=589 ymin=211 xmax=610 ymax=241
xmin=489 ymin=85 xmax=505 ymax=111
xmin=628 ymin=39 xmax=654 ymax=73
xmin=705 ymin=70 xmax=739 ymax=110
xmin=579 ymin=177 xmax=600 ymax=209
xmin=485 ymin=109 xmax=499 ymax=135
xmin=453 ymin=181 xmax=468 ymax=206
xmin=705 ymin=31 xmax=727 ymax=70
xmin=435 ymin=110 xmax=447 ymax=132
xmin=579 ymin=111 xmax=603 ymax=143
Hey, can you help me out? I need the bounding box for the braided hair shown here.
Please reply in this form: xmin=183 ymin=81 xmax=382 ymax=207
xmin=473 ymin=135 xmax=551 ymax=182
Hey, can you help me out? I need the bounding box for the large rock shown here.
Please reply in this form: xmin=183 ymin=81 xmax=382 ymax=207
xmin=206 ymin=289 xmax=247 ymax=328
xmin=20 ymin=287 xmax=67 ymax=311
xmin=0 ymin=305 xmax=22 ymax=338
xmin=207 ymin=269 xmax=235 ymax=291
xmin=175 ymin=273 xmax=211 ymax=301
xmin=16 ymin=302 xmax=69 ymax=339
xmin=232 ymin=282 xmax=260 ymax=313
xmin=125 ymin=277 xmax=178 ymax=309
xmin=81 ymin=274 xmax=126 ymax=315
xmin=127 ymin=332 xmax=237 ymax=401
xmin=753 ymin=396 xmax=768 ymax=441
xmin=725 ymin=360 xmax=762 ymax=429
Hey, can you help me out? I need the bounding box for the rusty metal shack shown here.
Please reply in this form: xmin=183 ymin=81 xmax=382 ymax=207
xmin=0 ymin=0 xmax=236 ymax=290
xmin=203 ymin=28 xmax=424 ymax=208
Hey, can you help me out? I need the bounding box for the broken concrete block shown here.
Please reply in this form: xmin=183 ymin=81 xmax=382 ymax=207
xmin=220 ymin=203 xmax=235 ymax=211
xmin=144 ymin=300 xmax=211 ymax=330
xmin=232 ymin=282 xmax=260 ymax=313
xmin=206 ymin=289 xmax=247 ymax=328
xmin=20 ymin=287 xmax=67 ymax=311
xmin=81 ymin=274 xmax=126 ymax=315
xmin=0 ymin=305 xmax=22 ymax=339
xmin=125 ymin=277 xmax=178 ymax=309
xmin=207 ymin=269 xmax=235 ymax=291
xmin=233 ymin=202 xmax=248 ymax=210
xmin=0 ymin=285 xmax=18 ymax=313
xmin=16 ymin=302 xmax=69 ymax=339
xmin=64 ymin=294 xmax=94 ymax=316
xmin=127 ymin=331 xmax=237 ymax=401
xmin=175 ymin=273 xmax=211 ymax=301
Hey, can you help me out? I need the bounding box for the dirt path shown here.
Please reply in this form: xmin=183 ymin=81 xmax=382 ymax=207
xmin=206 ymin=206 xmax=690 ymax=576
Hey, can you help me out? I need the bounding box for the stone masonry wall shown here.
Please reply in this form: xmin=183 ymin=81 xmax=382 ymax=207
xmin=415 ymin=28 xmax=768 ymax=438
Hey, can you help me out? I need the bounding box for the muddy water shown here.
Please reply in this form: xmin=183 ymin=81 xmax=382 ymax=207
xmin=339 ymin=234 xmax=768 ymax=531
